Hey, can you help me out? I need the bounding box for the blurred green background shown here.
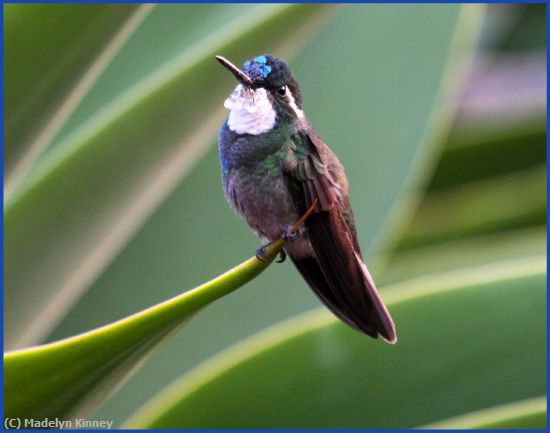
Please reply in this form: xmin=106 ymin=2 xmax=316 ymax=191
xmin=4 ymin=3 xmax=546 ymax=428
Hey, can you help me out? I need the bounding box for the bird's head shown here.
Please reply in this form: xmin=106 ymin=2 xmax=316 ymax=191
xmin=216 ymin=54 xmax=305 ymax=134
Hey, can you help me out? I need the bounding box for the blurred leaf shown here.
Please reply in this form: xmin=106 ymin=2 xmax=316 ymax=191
xmin=428 ymin=117 xmax=545 ymax=191
xmin=457 ymin=51 xmax=545 ymax=123
xmin=4 ymin=241 xmax=283 ymax=421
xmin=428 ymin=51 xmax=545 ymax=191
xmin=398 ymin=165 xmax=545 ymax=249
xmin=385 ymin=47 xmax=546 ymax=260
xmin=379 ymin=225 xmax=545 ymax=284
xmin=479 ymin=4 xmax=546 ymax=53
xmin=44 ymin=4 xmax=268 ymax=155
xmin=124 ymin=256 xmax=545 ymax=429
xmin=49 ymin=5 xmax=480 ymax=424
xmin=421 ymin=396 xmax=546 ymax=429
xmin=4 ymin=4 xmax=150 ymax=192
xmin=496 ymin=4 xmax=546 ymax=52
xmin=4 ymin=4 xmax=333 ymax=350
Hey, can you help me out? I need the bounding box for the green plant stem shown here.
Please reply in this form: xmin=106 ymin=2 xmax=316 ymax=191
xmin=4 ymin=238 xmax=284 ymax=420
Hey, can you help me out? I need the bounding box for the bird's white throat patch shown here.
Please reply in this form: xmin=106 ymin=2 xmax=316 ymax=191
xmin=224 ymin=84 xmax=276 ymax=135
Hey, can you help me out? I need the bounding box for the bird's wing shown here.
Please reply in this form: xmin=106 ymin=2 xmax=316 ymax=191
xmin=283 ymin=129 xmax=396 ymax=343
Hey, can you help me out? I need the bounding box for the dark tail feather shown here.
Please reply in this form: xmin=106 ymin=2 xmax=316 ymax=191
xmin=290 ymin=256 xmax=366 ymax=334
xmin=293 ymin=211 xmax=397 ymax=344
xmin=353 ymin=251 xmax=397 ymax=344
xmin=291 ymin=254 xmax=396 ymax=343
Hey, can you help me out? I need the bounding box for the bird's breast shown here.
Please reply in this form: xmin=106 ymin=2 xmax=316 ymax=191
xmin=224 ymin=164 xmax=299 ymax=240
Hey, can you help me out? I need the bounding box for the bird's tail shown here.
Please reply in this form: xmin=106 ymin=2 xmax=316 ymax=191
xmin=290 ymin=207 xmax=397 ymax=343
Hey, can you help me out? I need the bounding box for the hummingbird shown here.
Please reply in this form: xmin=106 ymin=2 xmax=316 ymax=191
xmin=216 ymin=54 xmax=396 ymax=344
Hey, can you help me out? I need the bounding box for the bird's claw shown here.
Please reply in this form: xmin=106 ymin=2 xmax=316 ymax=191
xmin=256 ymin=244 xmax=286 ymax=263
xmin=282 ymin=227 xmax=298 ymax=241
xmin=255 ymin=246 xmax=267 ymax=263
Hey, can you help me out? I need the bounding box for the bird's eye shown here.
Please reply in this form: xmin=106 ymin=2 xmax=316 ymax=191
xmin=276 ymin=86 xmax=287 ymax=96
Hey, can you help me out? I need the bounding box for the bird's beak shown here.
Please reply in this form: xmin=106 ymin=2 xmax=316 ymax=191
xmin=215 ymin=55 xmax=252 ymax=87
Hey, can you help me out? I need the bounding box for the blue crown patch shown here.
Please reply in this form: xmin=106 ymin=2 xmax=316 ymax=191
xmin=243 ymin=56 xmax=272 ymax=81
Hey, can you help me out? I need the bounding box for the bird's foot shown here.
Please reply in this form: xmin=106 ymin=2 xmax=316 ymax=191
xmin=255 ymin=245 xmax=268 ymax=263
xmin=282 ymin=226 xmax=298 ymax=242
xmin=256 ymin=241 xmax=287 ymax=263
xmin=256 ymin=200 xmax=318 ymax=264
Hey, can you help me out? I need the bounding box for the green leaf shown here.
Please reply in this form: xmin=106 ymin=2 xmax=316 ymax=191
xmin=123 ymin=257 xmax=545 ymax=429
xmin=4 ymin=240 xmax=284 ymax=421
xmin=4 ymin=4 xmax=333 ymax=350
xmin=420 ymin=396 xmax=547 ymax=429
xmin=44 ymin=4 xmax=285 ymax=154
xmin=379 ymin=225 xmax=545 ymax=284
xmin=4 ymin=4 xmax=150 ymax=192
xmin=386 ymin=49 xmax=545 ymax=256
xmin=428 ymin=114 xmax=545 ymax=191
xmin=397 ymin=165 xmax=546 ymax=249
xmin=49 ymin=5 xmax=480 ymax=423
